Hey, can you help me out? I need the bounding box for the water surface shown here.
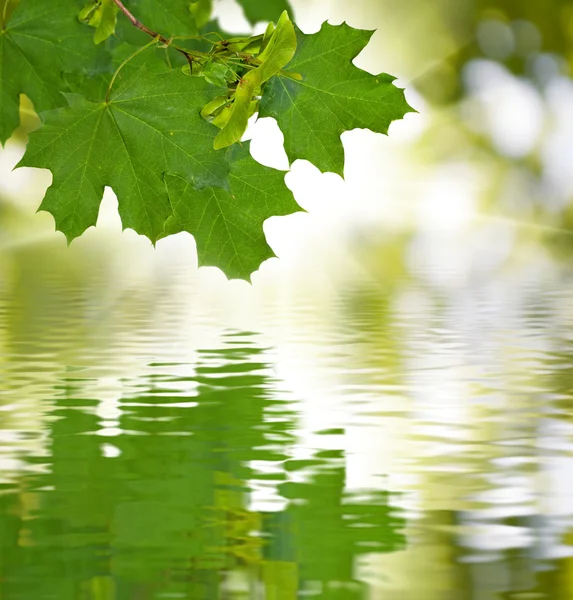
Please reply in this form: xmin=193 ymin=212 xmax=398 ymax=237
xmin=2 ymin=254 xmax=573 ymax=599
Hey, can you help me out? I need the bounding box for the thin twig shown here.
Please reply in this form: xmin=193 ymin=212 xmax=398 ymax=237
xmin=106 ymin=36 xmax=160 ymax=102
xmin=110 ymin=0 xmax=248 ymax=75
xmin=113 ymin=0 xmax=192 ymax=67
xmin=112 ymin=0 xmax=211 ymax=67
xmin=1 ymin=0 xmax=11 ymax=29
xmin=112 ymin=0 xmax=169 ymax=44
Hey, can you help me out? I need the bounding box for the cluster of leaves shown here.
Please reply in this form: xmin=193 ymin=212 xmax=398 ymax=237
xmin=1 ymin=0 xmax=413 ymax=279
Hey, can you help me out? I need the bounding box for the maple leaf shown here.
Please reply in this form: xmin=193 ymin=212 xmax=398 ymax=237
xmin=237 ymin=0 xmax=292 ymax=25
xmin=2 ymin=1 xmax=412 ymax=278
xmin=260 ymin=22 xmax=414 ymax=175
xmin=164 ymin=144 xmax=299 ymax=280
xmin=0 ymin=0 xmax=108 ymax=144
xmin=19 ymin=57 xmax=298 ymax=279
xmin=19 ymin=61 xmax=230 ymax=242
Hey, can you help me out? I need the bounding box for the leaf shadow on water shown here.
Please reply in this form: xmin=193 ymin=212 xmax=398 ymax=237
xmin=0 ymin=335 xmax=405 ymax=600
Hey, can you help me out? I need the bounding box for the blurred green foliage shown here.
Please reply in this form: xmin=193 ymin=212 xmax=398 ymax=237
xmin=371 ymin=0 xmax=573 ymax=104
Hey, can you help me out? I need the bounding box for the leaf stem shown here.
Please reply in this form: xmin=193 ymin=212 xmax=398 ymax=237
xmin=171 ymin=34 xmax=223 ymax=44
xmin=199 ymin=31 xmax=225 ymax=41
xmin=1 ymin=0 xmax=10 ymax=29
xmin=106 ymin=36 xmax=160 ymax=103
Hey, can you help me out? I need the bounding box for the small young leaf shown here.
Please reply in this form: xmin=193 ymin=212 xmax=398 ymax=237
xmin=240 ymin=35 xmax=265 ymax=55
xmin=212 ymin=11 xmax=296 ymax=149
xmin=79 ymin=0 xmax=118 ymax=44
xmin=78 ymin=1 xmax=100 ymax=26
xmin=217 ymin=33 xmax=266 ymax=55
xmin=260 ymin=22 xmax=275 ymax=54
xmin=201 ymin=94 xmax=232 ymax=119
xmin=256 ymin=10 xmax=296 ymax=83
xmin=212 ymin=104 xmax=233 ymax=129
xmin=214 ymin=72 xmax=258 ymax=149
xmin=201 ymin=61 xmax=235 ymax=87
xmin=94 ymin=0 xmax=118 ymax=43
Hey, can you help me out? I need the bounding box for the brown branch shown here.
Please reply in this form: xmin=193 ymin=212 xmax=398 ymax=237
xmin=111 ymin=0 xmax=209 ymax=69
xmin=112 ymin=0 xmax=171 ymax=46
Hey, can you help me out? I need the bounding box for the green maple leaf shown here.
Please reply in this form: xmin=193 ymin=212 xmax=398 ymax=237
xmin=0 ymin=0 xmax=107 ymax=144
xmin=164 ymin=144 xmax=299 ymax=279
xmin=237 ymin=0 xmax=292 ymax=25
xmin=260 ymin=22 xmax=414 ymax=175
xmin=19 ymin=57 xmax=298 ymax=279
xmin=19 ymin=61 xmax=231 ymax=242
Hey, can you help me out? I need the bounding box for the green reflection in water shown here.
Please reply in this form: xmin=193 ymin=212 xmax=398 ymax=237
xmin=0 ymin=338 xmax=404 ymax=599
